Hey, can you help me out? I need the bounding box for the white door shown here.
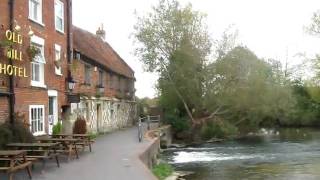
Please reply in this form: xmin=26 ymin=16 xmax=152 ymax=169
xmin=48 ymin=91 xmax=58 ymax=135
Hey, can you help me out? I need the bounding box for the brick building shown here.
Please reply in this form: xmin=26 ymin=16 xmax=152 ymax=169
xmin=0 ymin=0 xmax=72 ymax=135
xmin=0 ymin=0 xmax=136 ymax=135
xmin=62 ymin=26 xmax=136 ymax=133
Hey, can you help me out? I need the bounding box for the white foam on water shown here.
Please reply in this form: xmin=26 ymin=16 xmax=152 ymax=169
xmin=172 ymin=151 xmax=266 ymax=163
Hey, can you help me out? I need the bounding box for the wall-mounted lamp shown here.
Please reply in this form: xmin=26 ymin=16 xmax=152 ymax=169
xmin=28 ymin=26 xmax=34 ymax=36
xmin=68 ymin=77 xmax=76 ymax=91
xmin=14 ymin=20 xmax=21 ymax=31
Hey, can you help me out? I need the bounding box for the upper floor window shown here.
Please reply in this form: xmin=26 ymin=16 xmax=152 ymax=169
xmin=98 ymin=70 xmax=104 ymax=87
xmin=54 ymin=44 xmax=62 ymax=75
xmin=55 ymin=0 xmax=64 ymax=32
xmin=29 ymin=0 xmax=43 ymax=25
xmin=31 ymin=35 xmax=46 ymax=88
xmin=84 ymin=64 xmax=91 ymax=85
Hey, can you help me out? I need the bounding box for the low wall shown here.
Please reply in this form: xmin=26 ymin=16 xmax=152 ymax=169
xmin=139 ymin=125 xmax=172 ymax=169
xmin=139 ymin=137 xmax=160 ymax=169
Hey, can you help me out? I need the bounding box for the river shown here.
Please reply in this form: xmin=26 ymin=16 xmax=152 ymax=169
xmin=162 ymin=128 xmax=320 ymax=180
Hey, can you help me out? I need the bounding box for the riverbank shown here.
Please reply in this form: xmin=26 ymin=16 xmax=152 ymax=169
xmin=161 ymin=127 xmax=320 ymax=180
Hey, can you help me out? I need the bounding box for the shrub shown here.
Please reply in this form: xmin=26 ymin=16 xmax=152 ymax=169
xmin=165 ymin=114 xmax=190 ymax=133
xmin=201 ymin=120 xmax=238 ymax=140
xmin=0 ymin=113 xmax=34 ymax=149
xmin=152 ymin=163 xmax=174 ymax=180
xmin=73 ymin=116 xmax=87 ymax=134
xmin=52 ymin=121 xmax=62 ymax=135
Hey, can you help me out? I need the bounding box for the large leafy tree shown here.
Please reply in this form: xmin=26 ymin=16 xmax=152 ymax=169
xmin=133 ymin=0 xmax=211 ymax=123
xmin=205 ymin=46 xmax=295 ymax=131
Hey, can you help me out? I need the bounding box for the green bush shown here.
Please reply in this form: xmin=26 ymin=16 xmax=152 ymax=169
xmin=89 ymin=132 xmax=98 ymax=139
xmin=165 ymin=114 xmax=190 ymax=133
xmin=52 ymin=121 xmax=62 ymax=135
xmin=201 ymin=120 xmax=238 ymax=140
xmin=0 ymin=113 xmax=34 ymax=149
xmin=152 ymin=163 xmax=174 ymax=180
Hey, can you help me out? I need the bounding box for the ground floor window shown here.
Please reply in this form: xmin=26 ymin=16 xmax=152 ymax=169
xmin=29 ymin=105 xmax=45 ymax=135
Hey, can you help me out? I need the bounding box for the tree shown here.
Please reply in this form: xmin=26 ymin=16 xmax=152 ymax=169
xmin=307 ymin=10 xmax=320 ymax=36
xmin=133 ymin=0 xmax=211 ymax=123
xmin=205 ymin=46 xmax=295 ymax=131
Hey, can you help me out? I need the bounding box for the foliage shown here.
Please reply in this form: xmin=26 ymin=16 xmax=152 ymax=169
xmin=164 ymin=113 xmax=190 ymax=133
xmin=133 ymin=2 xmax=320 ymax=141
xmin=73 ymin=116 xmax=87 ymax=134
xmin=0 ymin=113 xmax=34 ymax=149
xmin=201 ymin=120 xmax=238 ymax=140
xmin=52 ymin=121 xmax=62 ymax=135
xmin=152 ymin=162 xmax=174 ymax=180
xmin=136 ymin=97 xmax=151 ymax=117
xmin=159 ymin=37 xmax=205 ymax=115
xmin=307 ymin=10 xmax=320 ymax=36
xmin=26 ymin=45 xmax=41 ymax=61
xmin=133 ymin=0 xmax=211 ymax=73
xmin=0 ymin=39 xmax=14 ymax=48
xmin=88 ymin=132 xmax=98 ymax=139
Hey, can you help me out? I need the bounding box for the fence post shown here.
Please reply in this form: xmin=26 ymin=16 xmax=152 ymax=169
xmin=147 ymin=115 xmax=150 ymax=130
xmin=158 ymin=115 xmax=161 ymax=127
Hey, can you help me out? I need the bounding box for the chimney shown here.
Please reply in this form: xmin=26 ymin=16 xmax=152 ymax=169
xmin=96 ymin=24 xmax=106 ymax=41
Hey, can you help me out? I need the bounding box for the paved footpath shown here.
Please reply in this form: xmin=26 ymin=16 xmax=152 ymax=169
xmin=2 ymin=126 xmax=158 ymax=180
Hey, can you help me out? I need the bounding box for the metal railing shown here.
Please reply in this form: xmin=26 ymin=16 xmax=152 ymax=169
xmin=137 ymin=115 xmax=161 ymax=142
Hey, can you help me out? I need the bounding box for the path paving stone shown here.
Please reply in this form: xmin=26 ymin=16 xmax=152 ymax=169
xmin=0 ymin=125 xmax=157 ymax=180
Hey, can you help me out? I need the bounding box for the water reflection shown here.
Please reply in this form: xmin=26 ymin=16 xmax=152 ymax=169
xmin=162 ymin=128 xmax=320 ymax=180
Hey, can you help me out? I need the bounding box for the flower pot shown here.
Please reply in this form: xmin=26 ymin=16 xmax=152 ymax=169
xmin=54 ymin=60 xmax=61 ymax=68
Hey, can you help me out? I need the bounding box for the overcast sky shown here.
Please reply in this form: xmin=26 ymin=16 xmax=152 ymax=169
xmin=73 ymin=0 xmax=320 ymax=98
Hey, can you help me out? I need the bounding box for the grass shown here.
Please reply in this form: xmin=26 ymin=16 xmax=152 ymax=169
xmin=152 ymin=163 xmax=174 ymax=180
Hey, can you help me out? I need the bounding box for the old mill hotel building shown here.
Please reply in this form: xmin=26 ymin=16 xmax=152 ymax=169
xmin=0 ymin=0 xmax=136 ymax=135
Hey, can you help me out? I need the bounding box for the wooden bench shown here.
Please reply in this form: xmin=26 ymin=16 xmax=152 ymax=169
xmin=7 ymin=143 xmax=61 ymax=170
xmin=36 ymin=138 xmax=80 ymax=160
xmin=52 ymin=134 xmax=95 ymax=152
xmin=0 ymin=150 xmax=32 ymax=180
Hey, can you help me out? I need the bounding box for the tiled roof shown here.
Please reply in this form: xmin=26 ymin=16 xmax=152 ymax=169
xmin=73 ymin=26 xmax=134 ymax=78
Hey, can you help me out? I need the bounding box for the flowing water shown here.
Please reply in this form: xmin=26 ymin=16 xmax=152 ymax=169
xmin=162 ymin=128 xmax=320 ymax=180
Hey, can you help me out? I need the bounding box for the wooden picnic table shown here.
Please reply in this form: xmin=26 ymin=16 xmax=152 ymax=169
xmin=0 ymin=150 xmax=32 ymax=180
xmin=51 ymin=134 xmax=94 ymax=152
xmin=36 ymin=138 xmax=80 ymax=160
xmin=6 ymin=143 xmax=61 ymax=168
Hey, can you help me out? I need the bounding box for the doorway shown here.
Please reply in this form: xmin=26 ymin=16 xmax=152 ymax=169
xmin=48 ymin=90 xmax=58 ymax=135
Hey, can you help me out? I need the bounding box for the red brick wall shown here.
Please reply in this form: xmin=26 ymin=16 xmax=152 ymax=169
xmin=0 ymin=0 xmax=71 ymax=132
xmin=71 ymin=59 xmax=119 ymax=97
xmin=71 ymin=57 xmax=136 ymax=99
xmin=0 ymin=97 xmax=9 ymax=123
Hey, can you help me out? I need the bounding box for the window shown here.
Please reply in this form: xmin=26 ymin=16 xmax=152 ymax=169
xmin=31 ymin=36 xmax=46 ymax=88
xmin=98 ymin=70 xmax=104 ymax=87
xmin=117 ymin=76 xmax=121 ymax=90
xmin=29 ymin=0 xmax=43 ymax=24
xmin=84 ymin=64 xmax=91 ymax=85
xmin=54 ymin=44 xmax=62 ymax=75
xmin=29 ymin=105 xmax=45 ymax=136
xmin=55 ymin=0 xmax=64 ymax=32
xmin=109 ymin=74 xmax=113 ymax=89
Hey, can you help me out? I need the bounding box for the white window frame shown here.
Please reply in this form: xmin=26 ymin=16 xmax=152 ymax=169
xmin=29 ymin=105 xmax=45 ymax=136
xmin=29 ymin=0 xmax=44 ymax=26
xmin=54 ymin=44 xmax=62 ymax=75
xmin=54 ymin=0 xmax=64 ymax=33
xmin=30 ymin=35 xmax=46 ymax=88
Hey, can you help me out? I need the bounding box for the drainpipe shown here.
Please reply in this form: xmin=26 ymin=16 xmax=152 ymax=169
xmin=66 ymin=0 xmax=72 ymax=64
xmin=8 ymin=0 xmax=15 ymax=125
